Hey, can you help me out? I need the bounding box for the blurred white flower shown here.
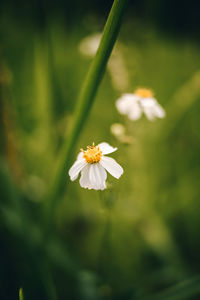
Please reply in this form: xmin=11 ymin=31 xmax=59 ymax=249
xmin=69 ymin=142 xmax=123 ymax=190
xmin=78 ymin=33 xmax=130 ymax=91
xmin=78 ymin=33 xmax=102 ymax=57
xmin=110 ymin=123 xmax=133 ymax=144
xmin=116 ymin=88 xmax=166 ymax=121
xmin=110 ymin=123 xmax=126 ymax=137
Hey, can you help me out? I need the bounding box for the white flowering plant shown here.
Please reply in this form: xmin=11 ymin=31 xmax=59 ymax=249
xmin=69 ymin=142 xmax=123 ymax=190
xmin=1 ymin=0 xmax=200 ymax=299
xmin=116 ymin=88 xmax=166 ymax=121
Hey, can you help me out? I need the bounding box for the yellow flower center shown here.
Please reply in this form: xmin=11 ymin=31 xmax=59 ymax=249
xmin=82 ymin=143 xmax=102 ymax=164
xmin=134 ymin=88 xmax=154 ymax=98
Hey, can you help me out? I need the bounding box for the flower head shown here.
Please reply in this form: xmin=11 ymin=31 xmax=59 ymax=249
xmin=110 ymin=123 xmax=126 ymax=138
xmin=110 ymin=123 xmax=133 ymax=145
xmin=78 ymin=33 xmax=102 ymax=57
xmin=82 ymin=144 xmax=102 ymax=164
xmin=116 ymin=88 xmax=166 ymax=121
xmin=69 ymin=142 xmax=123 ymax=190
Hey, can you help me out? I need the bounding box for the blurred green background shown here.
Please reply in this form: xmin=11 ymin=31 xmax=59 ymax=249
xmin=1 ymin=0 xmax=200 ymax=299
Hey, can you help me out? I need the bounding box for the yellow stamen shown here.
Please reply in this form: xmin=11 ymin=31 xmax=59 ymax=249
xmin=134 ymin=88 xmax=154 ymax=98
xmin=82 ymin=143 xmax=102 ymax=164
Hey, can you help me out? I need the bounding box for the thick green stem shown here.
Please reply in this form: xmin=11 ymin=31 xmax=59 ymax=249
xmin=46 ymin=0 xmax=129 ymax=220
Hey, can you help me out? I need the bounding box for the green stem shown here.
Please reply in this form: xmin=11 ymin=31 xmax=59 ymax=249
xmin=46 ymin=0 xmax=129 ymax=221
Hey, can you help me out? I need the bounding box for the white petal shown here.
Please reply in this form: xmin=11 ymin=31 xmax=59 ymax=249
xmin=89 ymin=163 xmax=107 ymax=190
xmin=143 ymin=106 xmax=156 ymax=121
xmin=69 ymin=159 xmax=87 ymax=181
xmin=116 ymin=94 xmax=138 ymax=115
xmin=100 ymin=156 xmax=123 ymax=179
xmin=77 ymin=151 xmax=83 ymax=160
xmin=127 ymin=102 xmax=142 ymax=120
xmin=153 ymin=103 xmax=166 ymax=118
xmin=142 ymin=99 xmax=166 ymax=121
xmin=98 ymin=142 xmax=117 ymax=155
xmin=79 ymin=165 xmax=92 ymax=189
xmin=140 ymin=97 xmax=156 ymax=107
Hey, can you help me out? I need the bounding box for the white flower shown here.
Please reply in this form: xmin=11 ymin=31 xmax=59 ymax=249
xmin=78 ymin=33 xmax=130 ymax=91
xmin=116 ymin=88 xmax=166 ymax=121
xmin=110 ymin=123 xmax=126 ymax=138
xmin=78 ymin=33 xmax=102 ymax=57
xmin=110 ymin=123 xmax=133 ymax=145
xmin=69 ymin=142 xmax=123 ymax=190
